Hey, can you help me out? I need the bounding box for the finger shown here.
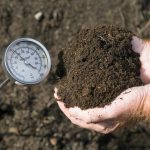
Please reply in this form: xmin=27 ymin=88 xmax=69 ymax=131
xmin=131 ymin=36 xmax=144 ymax=54
xmin=68 ymin=107 xmax=100 ymax=122
xmin=68 ymin=99 xmax=124 ymax=123
xmin=54 ymin=87 xmax=61 ymax=100
xmin=96 ymin=122 xmax=121 ymax=134
xmin=70 ymin=117 xmax=120 ymax=134
xmin=70 ymin=117 xmax=106 ymax=133
xmin=99 ymin=87 xmax=141 ymax=120
xmin=139 ymin=42 xmax=150 ymax=83
xmin=69 ymin=106 xmax=111 ymax=123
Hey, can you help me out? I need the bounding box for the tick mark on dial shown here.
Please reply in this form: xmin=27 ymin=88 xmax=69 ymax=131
xmin=44 ymin=65 xmax=47 ymax=68
xmin=40 ymin=73 xmax=44 ymax=77
xmin=21 ymin=49 xmax=25 ymax=53
xmin=31 ymin=52 xmax=34 ymax=55
xmin=26 ymin=50 xmax=29 ymax=54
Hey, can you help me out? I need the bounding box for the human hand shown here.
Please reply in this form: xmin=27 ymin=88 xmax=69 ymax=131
xmin=54 ymin=36 xmax=150 ymax=134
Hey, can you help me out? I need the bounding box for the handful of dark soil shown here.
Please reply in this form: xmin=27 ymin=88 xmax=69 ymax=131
xmin=56 ymin=25 xmax=143 ymax=109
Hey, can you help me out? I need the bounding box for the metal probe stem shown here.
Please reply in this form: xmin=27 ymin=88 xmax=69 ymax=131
xmin=0 ymin=78 xmax=10 ymax=89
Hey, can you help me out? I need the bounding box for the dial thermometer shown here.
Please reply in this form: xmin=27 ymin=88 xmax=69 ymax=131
xmin=0 ymin=38 xmax=51 ymax=88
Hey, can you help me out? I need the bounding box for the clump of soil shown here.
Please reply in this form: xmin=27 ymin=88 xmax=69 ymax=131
xmin=56 ymin=25 xmax=143 ymax=109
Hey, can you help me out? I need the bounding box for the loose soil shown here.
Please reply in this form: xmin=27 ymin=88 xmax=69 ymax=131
xmin=0 ymin=0 xmax=150 ymax=150
xmin=56 ymin=26 xmax=143 ymax=109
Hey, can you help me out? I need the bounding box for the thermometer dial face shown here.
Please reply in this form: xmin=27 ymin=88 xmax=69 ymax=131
xmin=3 ymin=38 xmax=51 ymax=85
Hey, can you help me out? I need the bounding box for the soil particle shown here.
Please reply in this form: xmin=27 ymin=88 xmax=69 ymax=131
xmin=56 ymin=25 xmax=143 ymax=109
xmin=8 ymin=127 xmax=19 ymax=135
xmin=50 ymin=137 xmax=57 ymax=146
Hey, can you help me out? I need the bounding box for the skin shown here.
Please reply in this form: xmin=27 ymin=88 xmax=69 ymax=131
xmin=54 ymin=36 xmax=150 ymax=134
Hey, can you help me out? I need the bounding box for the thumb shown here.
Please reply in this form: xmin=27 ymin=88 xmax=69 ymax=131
xmin=139 ymin=40 xmax=150 ymax=84
xmin=131 ymin=36 xmax=145 ymax=54
xmin=131 ymin=36 xmax=150 ymax=54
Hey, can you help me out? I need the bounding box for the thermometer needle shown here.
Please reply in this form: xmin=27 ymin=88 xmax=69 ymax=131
xmin=15 ymin=52 xmax=37 ymax=70
xmin=24 ymin=61 xmax=37 ymax=70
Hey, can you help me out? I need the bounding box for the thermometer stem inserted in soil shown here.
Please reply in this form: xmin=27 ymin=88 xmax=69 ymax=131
xmin=0 ymin=38 xmax=51 ymax=88
xmin=0 ymin=78 xmax=10 ymax=89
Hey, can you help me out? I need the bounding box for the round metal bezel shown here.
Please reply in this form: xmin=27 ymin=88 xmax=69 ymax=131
xmin=3 ymin=38 xmax=51 ymax=85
